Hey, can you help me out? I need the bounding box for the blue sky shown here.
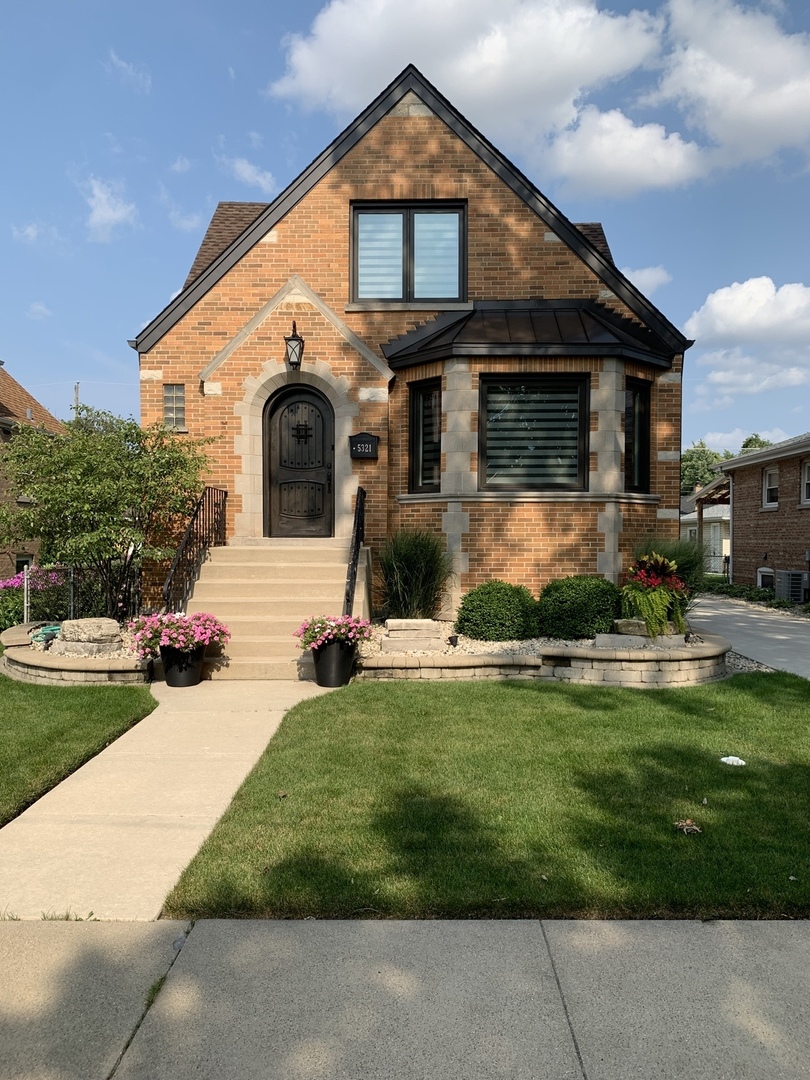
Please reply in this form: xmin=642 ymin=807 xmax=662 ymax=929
xmin=4 ymin=0 xmax=810 ymax=452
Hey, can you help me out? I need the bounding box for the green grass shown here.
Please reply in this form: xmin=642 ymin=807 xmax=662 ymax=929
xmin=0 ymin=674 xmax=156 ymax=826
xmin=164 ymin=673 xmax=810 ymax=920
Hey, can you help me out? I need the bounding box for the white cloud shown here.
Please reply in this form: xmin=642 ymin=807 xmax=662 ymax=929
xmin=550 ymin=107 xmax=705 ymax=195
xmin=217 ymin=155 xmax=276 ymax=195
xmin=620 ymin=265 xmax=673 ymax=295
xmin=247 ymin=131 xmax=263 ymax=149
xmin=82 ymin=177 xmax=137 ymax=242
xmin=266 ymin=0 xmax=810 ymax=196
xmin=701 ymin=425 xmax=791 ymax=453
xmin=685 ymin=277 xmax=810 ymax=346
xmin=11 ymin=222 xmax=61 ymax=244
xmin=26 ymin=301 xmax=52 ymax=321
xmin=269 ymin=0 xmax=661 ymax=143
xmin=103 ymin=49 xmax=152 ymax=94
xmin=170 ymin=156 xmax=191 ymax=173
xmin=158 ymin=183 xmax=203 ymax=233
xmin=688 ymin=347 xmax=810 ymax=411
xmin=653 ymin=0 xmax=810 ymax=167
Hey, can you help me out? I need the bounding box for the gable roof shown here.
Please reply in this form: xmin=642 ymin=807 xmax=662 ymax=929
xmin=185 ymin=202 xmax=268 ymax=288
xmin=382 ymin=299 xmax=674 ymax=368
xmin=0 ymin=365 xmax=63 ymax=435
xmin=721 ymin=432 xmax=810 ymax=472
xmin=132 ymin=65 xmax=691 ymax=356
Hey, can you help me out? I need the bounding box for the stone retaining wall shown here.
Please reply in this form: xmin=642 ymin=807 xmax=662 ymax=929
xmin=358 ymin=633 xmax=730 ymax=687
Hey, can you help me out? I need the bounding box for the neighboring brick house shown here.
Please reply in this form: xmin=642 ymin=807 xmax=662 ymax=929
xmin=721 ymin=433 xmax=810 ymax=600
xmin=0 ymin=362 xmax=64 ymax=578
xmin=132 ymin=66 xmax=690 ymax=614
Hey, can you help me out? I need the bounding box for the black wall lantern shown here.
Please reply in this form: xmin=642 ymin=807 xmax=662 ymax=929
xmin=284 ymin=321 xmax=305 ymax=370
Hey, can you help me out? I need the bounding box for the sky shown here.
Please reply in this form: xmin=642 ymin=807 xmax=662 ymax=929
xmin=3 ymin=0 xmax=810 ymax=453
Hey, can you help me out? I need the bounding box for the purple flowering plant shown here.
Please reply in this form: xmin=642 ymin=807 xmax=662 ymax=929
xmin=294 ymin=614 xmax=372 ymax=652
xmin=127 ymin=611 xmax=230 ymax=659
xmin=0 ymin=567 xmax=61 ymax=591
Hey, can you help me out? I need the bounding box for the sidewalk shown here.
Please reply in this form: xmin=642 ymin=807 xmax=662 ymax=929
xmin=0 ymin=680 xmax=333 ymax=920
xmin=2 ymin=918 xmax=809 ymax=1079
xmin=689 ymin=595 xmax=810 ymax=679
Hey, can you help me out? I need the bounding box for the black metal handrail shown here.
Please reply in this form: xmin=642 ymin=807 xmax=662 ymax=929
xmin=163 ymin=487 xmax=228 ymax=612
xmin=343 ymin=486 xmax=366 ymax=616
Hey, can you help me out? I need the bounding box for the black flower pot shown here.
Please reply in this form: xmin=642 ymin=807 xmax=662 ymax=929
xmin=311 ymin=641 xmax=356 ymax=687
xmin=160 ymin=644 xmax=205 ymax=687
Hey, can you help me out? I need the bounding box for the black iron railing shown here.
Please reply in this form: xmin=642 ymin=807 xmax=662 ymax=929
xmin=343 ymin=486 xmax=366 ymax=616
xmin=163 ymin=487 xmax=227 ymax=612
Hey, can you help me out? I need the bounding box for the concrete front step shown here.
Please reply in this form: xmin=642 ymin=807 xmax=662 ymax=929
xmin=223 ymin=636 xmax=304 ymax=660
xmin=187 ymin=597 xmax=346 ymax=618
xmin=208 ymin=545 xmax=350 ymax=565
xmin=191 ymin=578 xmax=355 ymax=601
xmin=208 ymin=656 xmax=315 ymax=681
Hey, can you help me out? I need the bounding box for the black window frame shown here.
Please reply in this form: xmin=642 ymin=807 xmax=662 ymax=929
xmin=351 ymin=201 xmax=467 ymax=304
xmin=478 ymin=374 xmax=590 ymax=492
xmin=409 ymin=378 xmax=442 ymax=493
xmin=625 ymin=377 xmax=651 ymax=494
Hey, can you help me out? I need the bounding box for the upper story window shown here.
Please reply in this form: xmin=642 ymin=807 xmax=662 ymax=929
xmin=762 ymin=466 xmax=779 ymax=508
xmin=352 ymin=203 xmax=465 ymax=303
xmin=478 ymin=375 xmax=589 ymax=491
xmin=409 ymin=379 xmax=441 ymax=493
xmin=802 ymin=461 xmax=810 ymax=504
xmin=625 ymin=377 xmax=651 ymax=493
xmin=163 ymin=384 xmax=186 ymax=431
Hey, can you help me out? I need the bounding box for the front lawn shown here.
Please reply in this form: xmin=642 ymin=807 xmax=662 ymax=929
xmin=164 ymin=673 xmax=810 ymax=920
xmin=0 ymin=674 xmax=156 ymax=826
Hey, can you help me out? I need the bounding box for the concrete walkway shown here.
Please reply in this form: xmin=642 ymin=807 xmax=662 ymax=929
xmin=689 ymin=595 xmax=810 ymax=679
xmin=0 ymin=680 xmax=333 ymax=920
xmin=2 ymin=918 xmax=810 ymax=1079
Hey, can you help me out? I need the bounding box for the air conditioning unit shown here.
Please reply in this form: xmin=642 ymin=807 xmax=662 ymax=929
xmin=774 ymin=570 xmax=810 ymax=603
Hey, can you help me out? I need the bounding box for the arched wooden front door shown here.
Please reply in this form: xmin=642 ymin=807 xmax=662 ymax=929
xmin=265 ymin=389 xmax=334 ymax=537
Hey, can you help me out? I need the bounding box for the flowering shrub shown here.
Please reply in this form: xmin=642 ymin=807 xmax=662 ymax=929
xmin=127 ymin=612 xmax=230 ymax=659
xmin=621 ymin=552 xmax=688 ymax=638
xmin=0 ymin=566 xmax=65 ymax=632
xmin=294 ymin=614 xmax=372 ymax=651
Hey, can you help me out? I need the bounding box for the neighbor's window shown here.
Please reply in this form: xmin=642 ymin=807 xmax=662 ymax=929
xmin=757 ymin=567 xmax=775 ymax=590
xmin=353 ymin=203 xmax=465 ymax=302
xmin=163 ymin=384 xmax=186 ymax=430
xmin=15 ymin=555 xmax=32 ymax=574
xmin=802 ymin=461 xmax=810 ymax=504
xmin=409 ymin=379 xmax=441 ymax=493
xmin=625 ymin=377 xmax=651 ymax=493
xmin=479 ymin=376 xmax=589 ymax=491
xmin=762 ymin=466 xmax=779 ymax=507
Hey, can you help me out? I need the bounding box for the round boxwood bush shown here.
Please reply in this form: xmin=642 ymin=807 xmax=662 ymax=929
xmin=536 ymin=575 xmax=621 ymax=639
xmin=454 ymin=579 xmax=539 ymax=641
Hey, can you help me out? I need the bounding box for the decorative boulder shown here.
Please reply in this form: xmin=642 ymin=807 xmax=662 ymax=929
xmin=50 ymin=618 xmax=124 ymax=657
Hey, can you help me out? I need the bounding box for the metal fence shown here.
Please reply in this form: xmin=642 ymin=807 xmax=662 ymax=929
xmin=19 ymin=564 xmax=141 ymax=624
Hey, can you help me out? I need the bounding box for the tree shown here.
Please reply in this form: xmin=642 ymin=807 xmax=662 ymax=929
xmin=740 ymin=433 xmax=772 ymax=453
xmin=680 ymin=440 xmax=723 ymax=494
xmin=0 ymin=407 xmax=210 ymax=617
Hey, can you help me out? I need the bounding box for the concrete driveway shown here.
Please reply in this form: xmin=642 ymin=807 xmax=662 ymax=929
xmin=688 ymin=596 xmax=810 ymax=679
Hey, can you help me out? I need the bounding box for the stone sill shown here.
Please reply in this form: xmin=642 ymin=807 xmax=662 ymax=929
xmin=396 ymin=492 xmax=661 ymax=505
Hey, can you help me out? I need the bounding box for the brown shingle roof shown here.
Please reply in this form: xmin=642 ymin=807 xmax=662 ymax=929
xmin=0 ymin=367 xmax=63 ymax=434
xmin=184 ymin=202 xmax=269 ymax=287
xmin=575 ymin=223 xmax=613 ymax=264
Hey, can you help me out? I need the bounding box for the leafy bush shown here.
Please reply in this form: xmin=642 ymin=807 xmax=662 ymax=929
xmin=536 ymin=575 xmax=621 ymax=639
xmin=376 ymin=529 xmax=454 ymax=619
xmin=454 ymin=579 xmax=539 ymax=641
xmin=0 ymin=589 xmax=23 ymax=632
xmin=632 ymin=536 xmax=705 ymax=594
xmin=701 ymin=581 xmax=776 ymax=602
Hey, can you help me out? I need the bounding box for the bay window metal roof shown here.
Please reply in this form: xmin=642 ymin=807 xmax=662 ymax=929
xmin=382 ymin=300 xmax=675 ymax=368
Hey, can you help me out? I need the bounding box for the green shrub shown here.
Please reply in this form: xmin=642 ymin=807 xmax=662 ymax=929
xmin=701 ymin=581 xmax=776 ymax=603
xmin=767 ymin=598 xmax=797 ymax=610
xmin=0 ymin=590 xmax=24 ymax=632
xmin=537 ymin=576 xmax=621 ymax=639
xmin=376 ymin=529 xmax=454 ymax=619
xmin=631 ymin=536 xmax=705 ymax=594
xmin=454 ymin=580 xmax=539 ymax=641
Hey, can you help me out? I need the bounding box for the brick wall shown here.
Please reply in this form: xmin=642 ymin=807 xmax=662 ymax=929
xmin=731 ymin=455 xmax=810 ymax=583
xmin=138 ymin=106 xmax=684 ymax=604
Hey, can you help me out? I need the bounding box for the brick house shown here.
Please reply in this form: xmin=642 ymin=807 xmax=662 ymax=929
xmin=131 ymin=66 xmax=690 ymax=671
xmin=721 ymin=433 xmax=810 ymax=600
xmin=0 ymin=363 xmax=64 ymax=578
